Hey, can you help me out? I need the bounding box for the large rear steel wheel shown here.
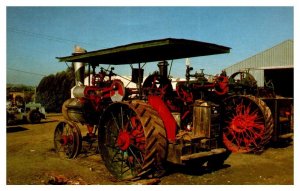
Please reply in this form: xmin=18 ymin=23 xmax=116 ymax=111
xmin=54 ymin=121 xmax=82 ymax=158
xmin=222 ymin=95 xmax=273 ymax=153
xmin=98 ymin=101 xmax=167 ymax=180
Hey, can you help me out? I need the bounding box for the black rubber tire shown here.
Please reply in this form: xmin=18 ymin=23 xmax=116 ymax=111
xmin=27 ymin=110 xmax=41 ymax=123
xmin=98 ymin=101 xmax=167 ymax=180
xmin=222 ymin=95 xmax=274 ymax=153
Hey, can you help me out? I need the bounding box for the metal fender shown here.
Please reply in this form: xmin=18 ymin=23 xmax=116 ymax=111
xmin=148 ymin=95 xmax=177 ymax=142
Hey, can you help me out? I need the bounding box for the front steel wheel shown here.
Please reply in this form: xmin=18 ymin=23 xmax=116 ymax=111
xmin=98 ymin=101 xmax=167 ymax=180
xmin=54 ymin=121 xmax=82 ymax=158
xmin=222 ymin=95 xmax=273 ymax=153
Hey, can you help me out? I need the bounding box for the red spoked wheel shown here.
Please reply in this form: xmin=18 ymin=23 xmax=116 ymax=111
xmin=98 ymin=101 xmax=167 ymax=180
xmin=222 ymin=95 xmax=273 ymax=153
xmin=54 ymin=121 xmax=82 ymax=158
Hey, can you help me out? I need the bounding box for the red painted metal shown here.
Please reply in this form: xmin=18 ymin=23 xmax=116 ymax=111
xmin=142 ymin=74 xmax=173 ymax=100
xmin=116 ymin=116 xmax=146 ymax=151
xmin=176 ymin=83 xmax=193 ymax=103
xmin=148 ymin=95 xmax=176 ymax=142
xmin=129 ymin=116 xmax=145 ymax=151
xmin=60 ymin=134 xmax=73 ymax=145
xmin=87 ymin=125 xmax=94 ymax=136
xmin=110 ymin=80 xmax=125 ymax=97
xmin=214 ymin=75 xmax=229 ymax=95
xmin=117 ymin=131 xmax=131 ymax=151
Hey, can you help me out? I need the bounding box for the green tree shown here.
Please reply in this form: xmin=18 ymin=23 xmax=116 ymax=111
xmin=36 ymin=68 xmax=75 ymax=112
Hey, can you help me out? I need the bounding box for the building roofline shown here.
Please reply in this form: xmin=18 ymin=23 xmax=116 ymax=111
xmin=225 ymin=39 xmax=293 ymax=70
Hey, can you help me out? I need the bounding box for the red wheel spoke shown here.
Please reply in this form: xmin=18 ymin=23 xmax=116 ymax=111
xmin=223 ymin=95 xmax=273 ymax=153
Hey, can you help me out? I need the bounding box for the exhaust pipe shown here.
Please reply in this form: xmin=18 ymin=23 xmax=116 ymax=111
xmin=157 ymin=60 xmax=169 ymax=78
xmin=73 ymin=45 xmax=87 ymax=86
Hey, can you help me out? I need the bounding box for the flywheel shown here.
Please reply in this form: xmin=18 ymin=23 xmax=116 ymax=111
xmin=222 ymin=95 xmax=274 ymax=153
xmin=98 ymin=101 xmax=168 ymax=180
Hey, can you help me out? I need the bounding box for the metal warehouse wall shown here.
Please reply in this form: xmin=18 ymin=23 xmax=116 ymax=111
xmin=224 ymin=40 xmax=293 ymax=87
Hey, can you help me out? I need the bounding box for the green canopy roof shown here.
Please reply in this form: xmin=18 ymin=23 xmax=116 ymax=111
xmin=57 ymin=38 xmax=230 ymax=65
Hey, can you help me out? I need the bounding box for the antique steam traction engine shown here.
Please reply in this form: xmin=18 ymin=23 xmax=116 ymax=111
xmin=54 ymin=38 xmax=293 ymax=180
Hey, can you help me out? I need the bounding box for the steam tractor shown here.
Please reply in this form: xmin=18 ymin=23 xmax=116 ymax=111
xmin=54 ymin=38 xmax=293 ymax=180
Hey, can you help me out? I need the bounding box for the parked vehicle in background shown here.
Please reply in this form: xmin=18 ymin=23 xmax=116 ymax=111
xmin=7 ymin=102 xmax=46 ymax=125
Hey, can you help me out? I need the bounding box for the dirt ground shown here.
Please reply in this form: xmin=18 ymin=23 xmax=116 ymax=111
xmin=6 ymin=113 xmax=294 ymax=185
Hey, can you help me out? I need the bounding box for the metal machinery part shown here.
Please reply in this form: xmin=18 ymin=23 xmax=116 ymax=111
xmin=177 ymin=68 xmax=229 ymax=103
xmin=62 ymin=79 xmax=125 ymax=124
xmin=110 ymin=80 xmax=126 ymax=102
xmin=142 ymin=61 xmax=173 ymax=99
xmin=176 ymin=82 xmax=194 ymax=103
xmin=214 ymin=75 xmax=229 ymax=95
xmin=222 ymin=95 xmax=274 ymax=152
xmin=55 ymin=38 xmax=293 ymax=181
xmin=98 ymin=101 xmax=167 ymax=180
xmin=142 ymin=73 xmax=173 ymax=98
xmin=55 ymin=39 xmax=231 ymax=181
xmin=54 ymin=121 xmax=82 ymax=158
xmin=73 ymin=45 xmax=87 ymax=86
xmin=228 ymin=71 xmax=257 ymax=95
xmin=72 ymin=79 xmax=125 ymax=102
xmin=193 ymin=100 xmax=220 ymax=139
xmin=166 ymin=99 xmax=229 ymax=167
xmin=261 ymin=98 xmax=293 ymax=142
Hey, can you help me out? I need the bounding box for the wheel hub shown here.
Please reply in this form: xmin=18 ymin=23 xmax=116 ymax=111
xmin=230 ymin=115 xmax=254 ymax=133
xmin=230 ymin=103 xmax=264 ymax=134
xmin=117 ymin=131 xmax=130 ymax=151
xmin=60 ymin=135 xmax=73 ymax=145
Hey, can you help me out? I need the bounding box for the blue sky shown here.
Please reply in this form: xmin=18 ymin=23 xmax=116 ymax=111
xmin=6 ymin=7 xmax=293 ymax=86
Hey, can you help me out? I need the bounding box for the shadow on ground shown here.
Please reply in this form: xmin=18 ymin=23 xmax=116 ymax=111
xmin=7 ymin=126 xmax=29 ymax=133
xmin=164 ymin=162 xmax=231 ymax=177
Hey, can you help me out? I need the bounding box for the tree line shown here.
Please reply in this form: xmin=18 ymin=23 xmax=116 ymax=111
xmin=36 ymin=67 xmax=75 ymax=112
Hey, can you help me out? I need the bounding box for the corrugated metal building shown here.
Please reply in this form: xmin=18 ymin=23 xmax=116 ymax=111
xmin=224 ymin=40 xmax=293 ymax=97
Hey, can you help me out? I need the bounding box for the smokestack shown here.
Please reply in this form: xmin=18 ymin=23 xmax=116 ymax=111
xmin=73 ymin=45 xmax=87 ymax=86
xmin=157 ymin=60 xmax=169 ymax=78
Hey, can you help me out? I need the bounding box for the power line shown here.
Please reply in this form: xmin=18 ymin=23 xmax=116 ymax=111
xmin=7 ymin=27 xmax=94 ymax=46
xmin=7 ymin=67 xmax=47 ymax=77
